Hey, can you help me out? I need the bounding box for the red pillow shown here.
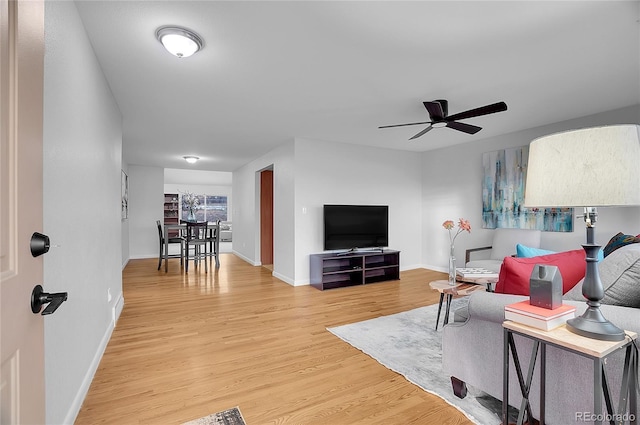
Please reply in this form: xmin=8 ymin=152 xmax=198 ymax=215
xmin=495 ymin=249 xmax=586 ymax=295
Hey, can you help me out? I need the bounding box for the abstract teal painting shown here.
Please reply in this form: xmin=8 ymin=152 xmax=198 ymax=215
xmin=482 ymin=146 xmax=573 ymax=232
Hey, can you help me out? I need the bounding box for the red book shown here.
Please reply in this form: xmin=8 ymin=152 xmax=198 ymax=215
xmin=505 ymin=300 xmax=576 ymax=320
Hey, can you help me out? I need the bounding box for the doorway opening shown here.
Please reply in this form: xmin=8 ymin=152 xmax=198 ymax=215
xmin=260 ymin=167 xmax=273 ymax=268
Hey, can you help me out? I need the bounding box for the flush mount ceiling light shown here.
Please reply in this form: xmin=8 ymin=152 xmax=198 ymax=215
xmin=156 ymin=26 xmax=203 ymax=58
xmin=183 ymin=156 xmax=199 ymax=164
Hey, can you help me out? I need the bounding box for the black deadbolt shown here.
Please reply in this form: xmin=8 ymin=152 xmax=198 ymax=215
xmin=30 ymin=232 xmax=50 ymax=257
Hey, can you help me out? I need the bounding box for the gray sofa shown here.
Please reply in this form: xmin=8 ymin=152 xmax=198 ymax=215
xmin=442 ymin=243 xmax=640 ymax=424
xmin=465 ymin=228 xmax=542 ymax=273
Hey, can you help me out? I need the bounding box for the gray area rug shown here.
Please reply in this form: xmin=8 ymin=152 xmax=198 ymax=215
xmin=182 ymin=407 xmax=246 ymax=425
xmin=328 ymin=299 xmax=512 ymax=425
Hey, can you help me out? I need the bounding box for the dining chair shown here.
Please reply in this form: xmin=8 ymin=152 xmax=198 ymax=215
xmin=183 ymin=221 xmax=210 ymax=273
xmin=205 ymin=220 xmax=221 ymax=269
xmin=156 ymin=220 xmax=184 ymax=270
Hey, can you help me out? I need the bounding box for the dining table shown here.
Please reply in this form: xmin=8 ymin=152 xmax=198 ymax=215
xmin=164 ymin=221 xmax=220 ymax=272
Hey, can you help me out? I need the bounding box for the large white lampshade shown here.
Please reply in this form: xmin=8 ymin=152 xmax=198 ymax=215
xmin=524 ymin=124 xmax=640 ymax=341
xmin=525 ymin=125 xmax=640 ymax=208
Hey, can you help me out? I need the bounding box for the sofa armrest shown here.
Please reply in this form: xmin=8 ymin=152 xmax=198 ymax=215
xmin=465 ymin=246 xmax=492 ymax=264
xmin=461 ymin=291 xmax=527 ymax=324
xmin=460 ymin=292 xmax=639 ymax=332
xmin=598 ymin=303 xmax=640 ymax=335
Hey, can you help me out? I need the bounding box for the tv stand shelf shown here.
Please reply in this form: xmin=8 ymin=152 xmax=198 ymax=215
xmin=310 ymin=250 xmax=400 ymax=290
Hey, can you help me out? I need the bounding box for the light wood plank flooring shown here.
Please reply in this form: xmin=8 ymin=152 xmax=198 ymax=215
xmin=75 ymin=254 xmax=472 ymax=425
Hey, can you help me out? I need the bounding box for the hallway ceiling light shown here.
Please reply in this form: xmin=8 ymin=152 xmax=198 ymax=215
xmin=156 ymin=26 xmax=203 ymax=58
xmin=183 ymin=156 xmax=199 ymax=164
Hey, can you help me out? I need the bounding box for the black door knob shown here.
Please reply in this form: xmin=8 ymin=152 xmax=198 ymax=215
xmin=31 ymin=285 xmax=68 ymax=315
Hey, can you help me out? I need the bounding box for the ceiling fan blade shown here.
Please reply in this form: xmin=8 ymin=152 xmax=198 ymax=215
xmin=378 ymin=121 xmax=432 ymax=129
xmin=409 ymin=125 xmax=434 ymax=140
xmin=446 ymin=101 xmax=507 ymax=122
xmin=423 ymin=101 xmax=446 ymax=121
xmin=446 ymin=121 xmax=482 ymax=134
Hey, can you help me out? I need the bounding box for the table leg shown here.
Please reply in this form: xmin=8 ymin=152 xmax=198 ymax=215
xmin=594 ymin=358 xmax=603 ymax=425
xmin=540 ymin=343 xmax=546 ymax=425
xmin=435 ymin=293 xmax=444 ymax=330
xmin=503 ymin=328 xmax=510 ymax=425
xmin=630 ymin=346 xmax=637 ymax=424
xmin=443 ymin=294 xmax=453 ymax=325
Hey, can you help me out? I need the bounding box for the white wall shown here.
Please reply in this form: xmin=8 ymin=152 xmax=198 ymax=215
xmin=232 ymin=141 xmax=295 ymax=280
xmin=164 ymin=168 xmax=232 ymax=186
xmin=128 ymin=165 xmax=164 ymax=259
xmin=422 ymin=105 xmax=640 ymax=272
xmin=232 ymin=138 xmax=423 ymax=285
xmin=294 ymin=138 xmax=423 ymax=284
xmin=43 ymin=2 xmax=123 ymax=424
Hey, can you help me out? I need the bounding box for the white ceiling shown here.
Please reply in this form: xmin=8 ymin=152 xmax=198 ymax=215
xmin=74 ymin=1 xmax=640 ymax=172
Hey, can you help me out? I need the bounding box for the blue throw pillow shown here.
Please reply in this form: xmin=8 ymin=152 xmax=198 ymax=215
xmin=516 ymin=243 xmax=604 ymax=261
xmin=516 ymin=244 xmax=556 ymax=258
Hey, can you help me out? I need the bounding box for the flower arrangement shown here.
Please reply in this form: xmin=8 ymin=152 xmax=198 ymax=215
xmin=182 ymin=191 xmax=200 ymax=219
xmin=443 ymin=218 xmax=471 ymax=284
xmin=442 ymin=218 xmax=471 ymax=247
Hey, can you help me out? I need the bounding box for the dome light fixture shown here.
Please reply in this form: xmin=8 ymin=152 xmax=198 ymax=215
xmin=183 ymin=156 xmax=200 ymax=164
xmin=156 ymin=26 xmax=203 ymax=58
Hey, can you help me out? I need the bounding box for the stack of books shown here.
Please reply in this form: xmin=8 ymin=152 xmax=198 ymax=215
xmin=504 ymin=300 xmax=576 ymax=331
xmin=456 ymin=267 xmax=499 ymax=279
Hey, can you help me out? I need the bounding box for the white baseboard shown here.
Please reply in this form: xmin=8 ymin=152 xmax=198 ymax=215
xmin=62 ymin=294 xmax=123 ymax=425
xmin=272 ymin=270 xmax=298 ymax=286
xmin=401 ymin=263 xmax=434 ymax=272
xmin=129 ymin=253 xmax=158 ymax=260
xmin=113 ymin=293 xmax=124 ymax=327
xmin=233 ymin=250 xmax=261 ymax=266
xmin=423 ymin=264 xmax=447 ymax=274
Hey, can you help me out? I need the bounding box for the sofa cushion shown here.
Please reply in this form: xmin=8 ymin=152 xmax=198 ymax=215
xmin=516 ymin=244 xmax=556 ymax=258
xmin=495 ymin=249 xmax=586 ymax=296
xmin=603 ymin=232 xmax=640 ymax=257
xmin=464 ymin=259 xmax=502 ymax=273
xmin=564 ymin=243 xmax=640 ymax=307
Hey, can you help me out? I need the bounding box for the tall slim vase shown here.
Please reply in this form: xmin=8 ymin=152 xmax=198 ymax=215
xmin=448 ymin=245 xmax=456 ymax=285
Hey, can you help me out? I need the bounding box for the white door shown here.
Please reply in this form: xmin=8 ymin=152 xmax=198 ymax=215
xmin=0 ymin=0 xmax=46 ymax=423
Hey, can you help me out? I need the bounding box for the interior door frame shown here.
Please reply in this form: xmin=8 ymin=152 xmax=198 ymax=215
xmin=259 ymin=167 xmax=274 ymax=266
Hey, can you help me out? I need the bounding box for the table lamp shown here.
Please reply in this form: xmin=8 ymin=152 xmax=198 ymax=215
xmin=524 ymin=124 xmax=640 ymax=341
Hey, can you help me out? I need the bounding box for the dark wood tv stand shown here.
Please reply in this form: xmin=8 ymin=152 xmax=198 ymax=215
xmin=310 ymin=250 xmax=400 ymax=290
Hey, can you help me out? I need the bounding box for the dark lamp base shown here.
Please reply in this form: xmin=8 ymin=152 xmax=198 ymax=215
xmin=566 ymin=307 xmax=625 ymax=341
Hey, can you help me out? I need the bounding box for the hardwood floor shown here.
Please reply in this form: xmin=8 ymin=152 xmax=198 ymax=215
xmin=75 ymin=254 xmax=472 ymax=425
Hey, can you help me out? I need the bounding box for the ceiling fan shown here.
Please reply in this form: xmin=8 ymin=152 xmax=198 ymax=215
xmin=379 ymin=99 xmax=508 ymax=140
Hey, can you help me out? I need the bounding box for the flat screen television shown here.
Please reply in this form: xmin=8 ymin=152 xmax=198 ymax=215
xmin=323 ymin=204 xmax=389 ymax=251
